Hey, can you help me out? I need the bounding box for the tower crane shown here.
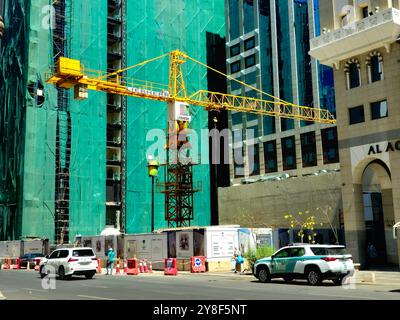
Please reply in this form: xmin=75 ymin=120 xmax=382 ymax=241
xmin=46 ymin=49 xmax=336 ymax=228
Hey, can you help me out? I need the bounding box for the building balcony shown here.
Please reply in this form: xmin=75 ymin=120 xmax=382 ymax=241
xmin=309 ymin=8 xmax=400 ymax=68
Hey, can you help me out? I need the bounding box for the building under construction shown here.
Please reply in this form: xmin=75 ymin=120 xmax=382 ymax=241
xmin=0 ymin=0 xmax=226 ymax=242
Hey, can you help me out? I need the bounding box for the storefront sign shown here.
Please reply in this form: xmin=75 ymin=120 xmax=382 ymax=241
xmin=368 ymin=141 xmax=400 ymax=155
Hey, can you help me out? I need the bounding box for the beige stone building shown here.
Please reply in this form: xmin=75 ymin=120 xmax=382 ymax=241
xmin=310 ymin=0 xmax=400 ymax=268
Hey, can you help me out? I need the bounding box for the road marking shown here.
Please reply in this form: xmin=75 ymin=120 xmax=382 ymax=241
xmin=22 ymin=288 xmax=47 ymax=293
xmin=80 ymin=284 xmax=109 ymax=289
xmin=77 ymin=295 xmax=115 ymax=300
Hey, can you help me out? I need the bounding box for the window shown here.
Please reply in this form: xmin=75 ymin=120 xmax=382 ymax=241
xmin=340 ymin=12 xmax=350 ymax=27
xmin=228 ymin=0 xmax=240 ymax=40
xmin=59 ymin=250 xmax=69 ymax=258
xmin=231 ymin=76 xmax=242 ymax=91
xmin=274 ymin=248 xmax=291 ymax=258
xmin=248 ymin=144 xmax=260 ymax=176
xmin=345 ymin=59 xmax=361 ymax=89
xmin=243 ymin=0 xmax=255 ymax=33
xmin=371 ymin=100 xmax=388 ymax=120
xmin=49 ymin=251 xmax=59 ymax=259
xmin=233 ymin=129 xmax=243 ymax=143
xmin=321 ymin=128 xmax=339 ymax=164
xmin=349 ymin=105 xmax=365 ymax=124
xmin=310 ymin=247 xmax=347 ymax=256
xmin=263 ymin=116 xmax=276 ymax=135
xmin=72 ymin=249 xmax=95 ymax=257
xmin=264 ymin=140 xmax=277 ymax=173
xmin=234 ymin=146 xmax=245 ymax=178
xmin=244 ymin=37 xmax=255 ymax=51
xmin=231 ymin=61 xmax=241 ymax=74
xmin=290 ymin=248 xmax=305 ymax=257
xmin=367 ymin=52 xmax=383 ymax=83
xmin=349 ymin=63 xmax=360 ymax=88
xmin=244 ymin=72 xmax=257 ymax=86
xmin=244 ymin=54 xmax=256 ymax=68
xmin=282 ymin=136 xmax=296 ymax=171
xmin=247 ymin=125 xmax=259 ymax=138
xmin=230 ymin=43 xmax=240 ymax=57
xmin=232 ymin=112 xmax=243 ymax=126
xmin=300 ymin=132 xmax=317 ymax=168
xmin=362 ymin=6 xmax=369 ymax=18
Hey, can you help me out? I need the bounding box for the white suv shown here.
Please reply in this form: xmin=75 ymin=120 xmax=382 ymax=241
xmin=253 ymin=244 xmax=354 ymax=286
xmin=39 ymin=247 xmax=98 ymax=280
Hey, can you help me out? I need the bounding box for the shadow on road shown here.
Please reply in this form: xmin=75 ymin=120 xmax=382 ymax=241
xmin=250 ymin=279 xmax=338 ymax=287
xmin=36 ymin=275 xmax=95 ymax=281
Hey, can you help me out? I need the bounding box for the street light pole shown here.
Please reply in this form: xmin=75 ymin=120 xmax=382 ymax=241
xmin=147 ymin=156 xmax=159 ymax=233
xmin=151 ymin=175 xmax=155 ymax=232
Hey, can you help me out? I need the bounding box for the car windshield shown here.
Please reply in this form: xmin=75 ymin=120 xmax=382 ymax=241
xmin=72 ymin=249 xmax=94 ymax=257
xmin=31 ymin=253 xmax=44 ymax=258
xmin=311 ymin=247 xmax=347 ymax=255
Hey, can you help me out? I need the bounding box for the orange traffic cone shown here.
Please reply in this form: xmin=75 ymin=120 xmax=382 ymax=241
xmin=115 ymin=259 xmax=121 ymax=275
xmin=97 ymin=259 xmax=102 ymax=273
xmin=149 ymin=261 xmax=153 ymax=273
xmin=123 ymin=260 xmax=128 ymax=275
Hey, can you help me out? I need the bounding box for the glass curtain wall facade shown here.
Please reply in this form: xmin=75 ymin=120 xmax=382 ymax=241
xmin=226 ymin=0 xmax=338 ymax=182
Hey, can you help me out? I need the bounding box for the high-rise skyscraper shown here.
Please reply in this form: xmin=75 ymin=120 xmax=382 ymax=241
xmin=219 ymin=0 xmax=342 ymax=239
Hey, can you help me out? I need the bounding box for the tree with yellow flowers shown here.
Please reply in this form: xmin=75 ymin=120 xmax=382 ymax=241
xmin=284 ymin=211 xmax=324 ymax=244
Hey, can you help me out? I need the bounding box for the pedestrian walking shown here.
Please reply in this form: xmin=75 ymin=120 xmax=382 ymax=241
xmin=233 ymin=248 xmax=244 ymax=273
xmin=106 ymin=247 xmax=115 ymax=275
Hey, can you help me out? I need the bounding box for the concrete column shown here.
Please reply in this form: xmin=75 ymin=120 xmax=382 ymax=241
xmin=381 ymin=189 xmax=398 ymax=265
xmin=269 ymin=0 xmax=281 ymax=134
xmin=342 ymin=182 xmax=367 ymax=266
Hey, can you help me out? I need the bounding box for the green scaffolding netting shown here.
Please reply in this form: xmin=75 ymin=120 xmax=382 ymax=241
xmin=125 ymin=0 xmax=225 ymax=233
xmin=0 ymin=0 xmax=107 ymax=241
xmin=68 ymin=0 xmax=107 ymax=238
xmin=1 ymin=0 xmax=225 ymax=241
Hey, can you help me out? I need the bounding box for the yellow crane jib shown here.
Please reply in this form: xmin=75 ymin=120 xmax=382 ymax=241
xmin=45 ymin=50 xmax=336 ymax=125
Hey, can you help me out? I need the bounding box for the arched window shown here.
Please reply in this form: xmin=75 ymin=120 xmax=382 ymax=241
xmin=344 ymin=59 xmax=361 ymax=89
xmin=366 ymin=51 xmax=383 ymax=83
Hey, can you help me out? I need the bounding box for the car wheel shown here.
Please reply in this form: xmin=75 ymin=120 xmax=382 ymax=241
xmin=85 ymin=271 xmax=95 ymax=279
xmin=59 ymin=266 xmax=66 ymax=280
xmin=257 ymin=266 xmax=271 ymax=283
xmin=333 ymin=277 xmax=343 ymax=286
xmin=39 ymin=266 xmax=46 ymax=279
xmin=306 ymin=268 xmax=322 ymax=286
xmin=283 ymin=276 xmax=293 ymax=283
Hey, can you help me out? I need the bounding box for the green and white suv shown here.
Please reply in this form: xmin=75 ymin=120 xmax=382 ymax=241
xmin=253 ymin=244 xmax=354 ymax=286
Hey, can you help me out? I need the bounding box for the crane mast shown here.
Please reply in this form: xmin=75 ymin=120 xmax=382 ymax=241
xmin=47 ymin=49 xmax=336 ymax=228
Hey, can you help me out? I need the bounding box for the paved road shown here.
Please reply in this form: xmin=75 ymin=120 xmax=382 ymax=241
xmin=0 ymin=270 xmax=400 ymax=300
